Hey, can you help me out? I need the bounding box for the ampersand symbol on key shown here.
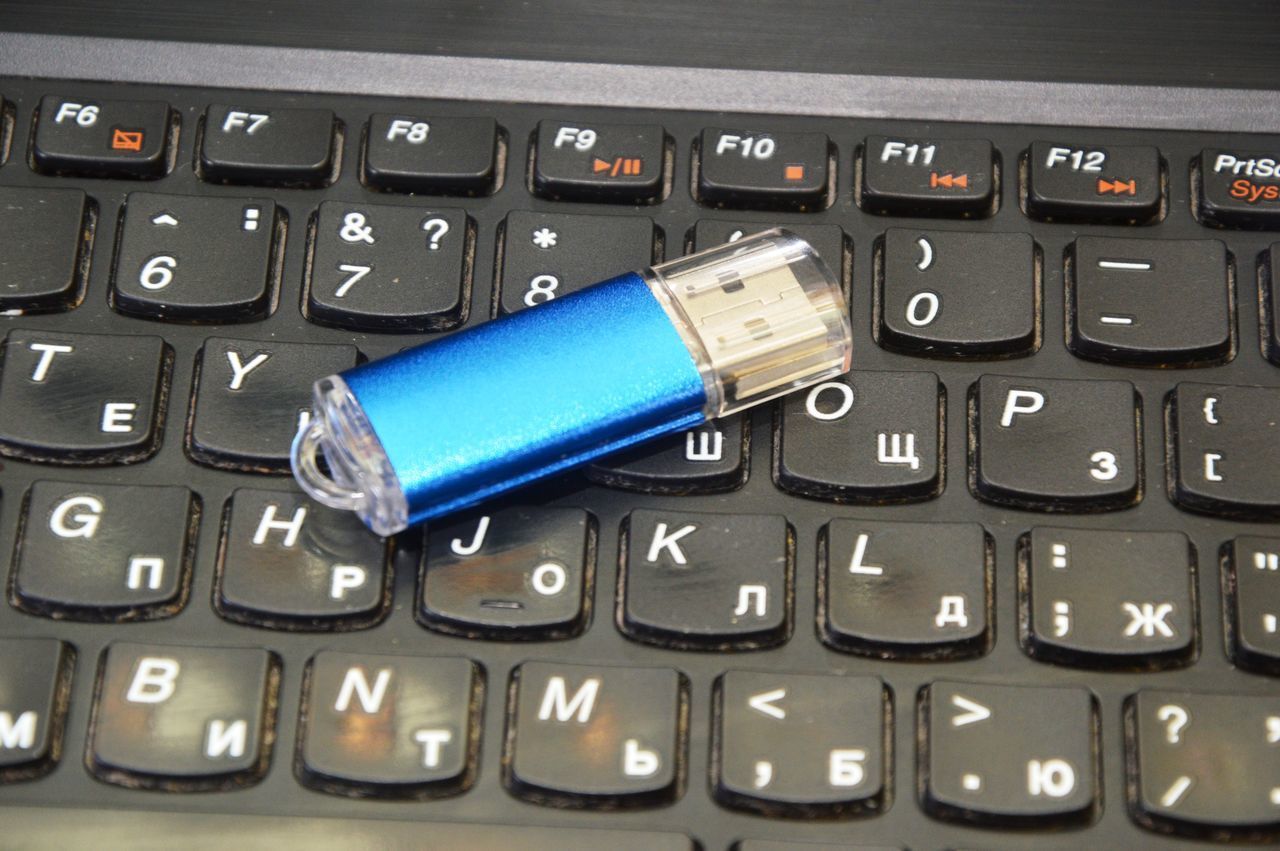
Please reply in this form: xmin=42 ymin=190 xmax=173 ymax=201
xmin=339 ymin=211 xmax=375 ymax=245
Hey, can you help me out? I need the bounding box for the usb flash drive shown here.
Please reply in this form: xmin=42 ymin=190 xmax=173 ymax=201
xmin=291 ymin=229 xmax=851 ymax=536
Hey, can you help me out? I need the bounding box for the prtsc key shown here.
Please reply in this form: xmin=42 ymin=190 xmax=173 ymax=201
xmin=292 ymin=229 xmax=851 ymax=535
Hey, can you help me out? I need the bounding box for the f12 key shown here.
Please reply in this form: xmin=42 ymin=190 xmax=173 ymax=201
xmin=1025 ymin=142 xmax=1162 ymax=223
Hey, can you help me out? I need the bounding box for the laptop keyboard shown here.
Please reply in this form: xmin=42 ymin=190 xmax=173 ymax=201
xmin=0 ymin=78 xmax=1277 ymax=849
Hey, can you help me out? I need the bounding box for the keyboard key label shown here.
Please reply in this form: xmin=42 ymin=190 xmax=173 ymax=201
xmin=860 ymin=135 xmax=995 ymax=216
xmin=89 ymin=643 xmax=278 ymax=790
xmin=1198 ymin=149 xmax=1280 ymax=228
xmin=298 ymin=652 xmax=480 ymax=796
xmin=506 ymin=662 xmax=684 ymax=805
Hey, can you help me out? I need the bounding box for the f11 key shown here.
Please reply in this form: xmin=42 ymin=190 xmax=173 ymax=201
xmin=860 ymin=136 xmax=996 ymax=217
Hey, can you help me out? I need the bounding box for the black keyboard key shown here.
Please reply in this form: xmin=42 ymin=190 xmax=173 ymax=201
xmin=1068 ymin=237 xmax=1232 ymax=366
xmin=11 ymin=481 xmax=196 ymax=621
xmin=0 ymin=186 xmax=92 ymax=312
xmin=0 ymin=329 xmax=169 ymax=464
xmin=713 ymin=671 xmax=886 ymax=816
xmin=777 ymin=371 xmax=942 ymax=503
xmin=363 ymin=114 xmax=498 ymax=195
xmin=1126 ymin=689 xmax=1280 ymax=839
xmin=1224 ymin=535 xmax=1280 ymax=674
xmin=1196 ymin=148 xmax=1280 ymax=229
xmin=971 ymin=375 xmax=1140 ymax=510
xmin=505 ymin=661 xmax=685 ymax=808
xmin=1025 ymin=141 xmax=1162 ymax=223
xmin=420 ymin=506 xmax=592 ymax=639
xmin=306 ymin=201 xmax=470 ymax=331
xmin=1167 ymin=382 xmax=1280 ymax=518
xmin=215 ymin=489 xmax=390 ymax=629
xmin=690 ymin=219 xmax=846 ymax=277
xmin=921 ymin=681 xmax=1098 ymax=827
xmin=697 ymin=128 xmax=829 ymax=211
xmin=497 ymin=211 xmax=655 ymax=314
xmin=0 ymin=638 xmax=73 ymax=783
xmin=1264 ymin=243 xmax=1280 ymax=364
xmin=859 ymin=136 xmax=996 ymax=217
xmin=876 ymin=229 xmax=1039 ymax=358
xmin=587 ymin=417 xmax=747 ymax=494
xmin=1021 ymin=527 xmax=1196 ymax=669
xmin=200 ymin=104 xmax=337 ymax=186
xmin=821 ymin=520 xmax=991 ymax=659
xmin=33 ymin=95 xmax=172 ymax=179
xmin=620 ymin=509 xmax=791 ymax=650
xmin=533 ymin=120 xmax=666 ymax=203
xmin=188 ymin=336 xmax=359 ymax=471
xmin=112 ymin=192 xmax=280 ymax=322
xmin=297 ymin=651 xmax=480 ymax=798
xmin=88 ymin=642 xmax=279 ymax=790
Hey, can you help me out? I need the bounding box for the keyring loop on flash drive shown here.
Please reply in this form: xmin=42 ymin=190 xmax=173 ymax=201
xmin=291 ymin=418 xmax=365 ymax=510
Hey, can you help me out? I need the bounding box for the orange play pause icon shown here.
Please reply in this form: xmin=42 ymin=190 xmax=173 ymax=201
xmin=591 ymin=156 xmax=643 ymax=177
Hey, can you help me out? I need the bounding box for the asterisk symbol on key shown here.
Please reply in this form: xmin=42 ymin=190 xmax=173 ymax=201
xmin=531 ymin=227 xmax=558 ymax=249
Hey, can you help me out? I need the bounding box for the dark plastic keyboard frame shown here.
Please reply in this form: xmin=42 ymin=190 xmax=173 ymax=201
xmin=0 ymin=74 xmax=1276 ymax=850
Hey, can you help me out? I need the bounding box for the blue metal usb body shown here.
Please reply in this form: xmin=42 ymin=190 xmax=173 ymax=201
xmin=293 ymin=230 xmax=851 ymax=536
xmin=344 ymin=272 xmax=706 ymax=524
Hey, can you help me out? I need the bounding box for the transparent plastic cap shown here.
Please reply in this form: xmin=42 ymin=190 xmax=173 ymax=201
xmin=645 ymin=228 xmax=852 ymax=417
xmin=291 ymin=375 xmax=408 ymax=537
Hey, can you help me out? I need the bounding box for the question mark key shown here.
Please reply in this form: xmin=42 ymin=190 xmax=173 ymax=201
xmin=308 ymin=201 xmax=469 ymax=332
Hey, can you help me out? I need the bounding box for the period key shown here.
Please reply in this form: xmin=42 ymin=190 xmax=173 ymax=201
xmin=860 ymin=136 xmax=996 ymax=217
xmin=1025 ymin=142 xmax=1162 ymax=223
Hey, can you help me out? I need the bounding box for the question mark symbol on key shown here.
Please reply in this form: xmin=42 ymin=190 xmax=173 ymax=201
xmin=1157 ymin=704 xmax=1189 ymax=744
xmin=421 ymin=217 xmax=450 ymax=251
